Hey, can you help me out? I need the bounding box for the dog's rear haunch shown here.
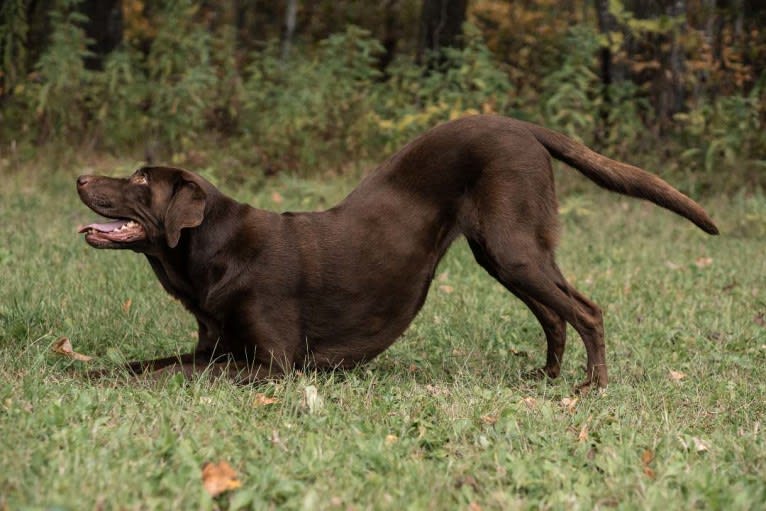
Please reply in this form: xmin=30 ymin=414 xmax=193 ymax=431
xmin=77 ymin=115 xmax=717 ymax=392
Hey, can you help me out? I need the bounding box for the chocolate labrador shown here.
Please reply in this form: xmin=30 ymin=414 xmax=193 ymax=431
xmin=77 ymin=115 xmax=718 ymax=391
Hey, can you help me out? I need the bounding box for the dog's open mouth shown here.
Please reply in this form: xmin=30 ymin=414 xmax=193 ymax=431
xmin=78 ymin=219 xmax=146 ymax=247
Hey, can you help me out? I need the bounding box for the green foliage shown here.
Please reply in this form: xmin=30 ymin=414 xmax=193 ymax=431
xmin=241 ymin=26 xmax=384 ymax=172
xmin=0 ymin=1 xmax=764 ymax=185
xmin=540 ymin=26 xmax=601 ymax=143
xmin=676 ymin=80 xmax=766 ymax=173
xmin=144 ymin=0 xmax=217 ymax=149
xmin=24 ymin=0 xmax=95 ymax=140
xmin=91 ymin=46 xmax=148 ymax=149
xmin=0 ymin=0 xmax=28 ymax=94
xmin=607 ymin=0 xmax=685 ymax=35
xmin=374 ymin=24 xmax=514 ymax=150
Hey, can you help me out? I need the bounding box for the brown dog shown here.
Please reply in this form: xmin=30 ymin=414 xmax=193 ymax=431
xmin=77 ymin=115 xmax=718 ymax=391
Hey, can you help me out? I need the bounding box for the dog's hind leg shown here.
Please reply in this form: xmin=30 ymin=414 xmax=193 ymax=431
xmin=467 ymin=239 xmax=567 ymax=379
xmin=466 ymin=235 xmax=606 ymax=392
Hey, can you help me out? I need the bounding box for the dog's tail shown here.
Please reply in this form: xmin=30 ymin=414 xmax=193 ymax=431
xmin=520 ymin=121 xmax=719 ymax=235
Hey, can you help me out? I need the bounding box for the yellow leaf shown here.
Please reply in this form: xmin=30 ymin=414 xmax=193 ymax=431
xmin=253 ymin=393 xmax=279 ymax=407
xmin=693 ymin=437 xmax=709 ymax=452
xmin=122 ymin=298 xmax=132 ymax=314
xmin=201 ymin=461 xmax=241 ymax=497
xmin=561 ymin=397 xmax=578 ymax=413
xmin=694 ymin=257 xmax=713 ymax=268
xmin=51 ymin=337 xmax=93 ymax=362
xmin=669 ymin=370 xmax=686 ymax=381
xmin=438 ymin=285 xmax=454 ymax=294
xmin=578 ymin=423 xmax=589 ymax=442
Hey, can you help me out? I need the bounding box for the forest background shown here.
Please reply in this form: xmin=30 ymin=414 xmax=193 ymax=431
xmin=1 ymin=0 xmax=764 ymax=188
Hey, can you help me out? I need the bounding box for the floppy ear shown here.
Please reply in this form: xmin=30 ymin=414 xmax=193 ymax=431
xmin=165 ymin=181 xmax=206 ymax=248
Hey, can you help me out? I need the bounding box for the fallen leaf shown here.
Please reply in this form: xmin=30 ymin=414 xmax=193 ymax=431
xmin=51 ymin=337 xmax=93 ymax=362
xmin=436 ymin=271 xmax=449 ymax=282
xmin=561 ymin=397 xmax=578 ymax=413
xmin=669 ymin=370 xmax=686 ymax=382
xmin=468 ymin=503 xmax=482 ymax=511
xmin=578 ymin=423 xmax=589 ymax=443
xmin=201 ymin=461 xmax=241 ymax=497
xmin=692 ymin=437 xmax=709 ymax=452
xmin=641 ymin=449 xmax=654 ymax=465
xmin=122 ymin=298 xmax=132 ymax=313
xmin=253 ymin=393 xmax=279 ymax=407
xmin=665 ymin=260 xmax=682 ymax=271
xmin=521 ymin=397 xmax=537 ymax=409
xmin=694 ymin=257 xmax=713 ymax=268
xmin=271 ymin=191 xmax=283 ymax=204
xmin=754 ymin=314 xmax=766 ymax=328
xmin=438 ymin=284 xmax=454 ymax=293
xmin=385 ymin=434 xmax=398 ymax=445
xmin=481 ymin=414 xmax=498 ymax=425
xmin=303 ymin=385 xmax=323 ymax=414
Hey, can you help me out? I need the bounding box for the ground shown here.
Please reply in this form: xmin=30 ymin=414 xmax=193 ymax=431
xmin=1 ymin=159 xmax=764 ymax=509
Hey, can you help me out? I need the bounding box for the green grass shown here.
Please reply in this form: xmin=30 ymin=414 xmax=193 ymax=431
xmin=1 ymin=160 xmax=765 ymax=510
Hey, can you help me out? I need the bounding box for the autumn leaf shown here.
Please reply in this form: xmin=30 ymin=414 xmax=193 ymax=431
xmin=693 ymin=437 xmax=710 ymax=453
xmin=438 ymin=284 xmax=454 ymax=293
xmin=561 ymin=397 xmax=578 ymax=413
xmin=202 ymin=461 xmax=241 ymax=497
xmin=51 ymin=337 xmax=93 ymax=362
xmin=253 ymin=393 xmax=279 ymax=407
xmin=480 ymin=414 xmax=498 ymax=425
xmin=271 ymin=191 xmax=283 ymax=204
xmin=578 ymin=423 xmax=589 ymax=443
xmin=521 ymin=397 xmax=537 ymax=409
xmin=669 ymin=370 xmax=686 ymax=382
xmin=754 ymin=313 xmax=766 ymax=328
xmin=122 ymin=298 xmax=132 ymax=314
xmin=694 ymin=257 xmax=713 ymax=268
xmin=385 ymin=434 xmax=398 ymax=445
xmin=641 ymin=449 xmax=656 ymax=479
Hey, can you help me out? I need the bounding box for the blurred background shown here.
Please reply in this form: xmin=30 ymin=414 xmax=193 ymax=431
xmin=1 ymin=0 xmax=764 ymax=188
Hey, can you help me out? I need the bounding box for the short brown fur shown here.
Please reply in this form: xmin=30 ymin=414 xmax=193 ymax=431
xmin=76 ymin=115 xmax=718 ymax=391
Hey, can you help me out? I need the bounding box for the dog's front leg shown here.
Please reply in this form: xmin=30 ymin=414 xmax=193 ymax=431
xmin=148 ymin=359 xmax=282 ymax=384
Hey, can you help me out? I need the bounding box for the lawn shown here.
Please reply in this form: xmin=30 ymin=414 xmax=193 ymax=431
xmin=1 ymin=158 xmax=764 ymax=510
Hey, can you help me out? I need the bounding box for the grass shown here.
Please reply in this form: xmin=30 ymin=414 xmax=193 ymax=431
xmin=1 ymin=157 xmax=765 ymax=510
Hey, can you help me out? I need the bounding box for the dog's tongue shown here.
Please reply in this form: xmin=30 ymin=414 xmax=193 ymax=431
xmin=78 ymin=220 xmax=127 ymax=233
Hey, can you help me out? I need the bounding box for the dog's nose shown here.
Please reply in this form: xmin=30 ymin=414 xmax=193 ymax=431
xmin=77 ymin=175 xmax=91 ymax=187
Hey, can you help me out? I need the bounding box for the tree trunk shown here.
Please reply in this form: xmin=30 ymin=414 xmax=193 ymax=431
xmin=281 ymin=0 xmax=298 ymax=62
xmin=665 ymin=0 xmax=687 ymax=119
xmin=417 ymin=0 xmax=467 ymax=68
xmin=595 ymin=0 xmax=624 ymax=145
xmin=82 ymin=0 xmax=123 ymax=70
xmin=378 ymin=0 xmax=400 ymax=78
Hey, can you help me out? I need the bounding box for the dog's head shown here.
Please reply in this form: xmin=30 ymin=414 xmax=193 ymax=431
xmin=77 ymin=166 xmax=208 ymax=252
